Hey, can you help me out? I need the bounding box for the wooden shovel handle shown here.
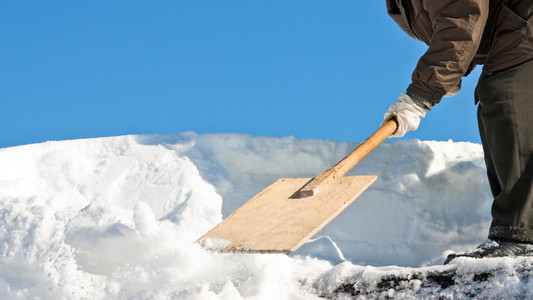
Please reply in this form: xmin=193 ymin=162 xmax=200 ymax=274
xmin=299 ymin=119 xmax=398 ymax=197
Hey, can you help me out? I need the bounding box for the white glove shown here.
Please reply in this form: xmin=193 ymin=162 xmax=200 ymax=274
xmin=382 ymin=93 xmax=427 ymax=138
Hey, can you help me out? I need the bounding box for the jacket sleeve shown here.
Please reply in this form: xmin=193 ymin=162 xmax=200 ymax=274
xmin=407 ymin=0 xmax=489 ymax=105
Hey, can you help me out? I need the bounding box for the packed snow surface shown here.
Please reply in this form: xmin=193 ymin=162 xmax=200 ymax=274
xmin=1 ymin=132 xmax=532 ymax=299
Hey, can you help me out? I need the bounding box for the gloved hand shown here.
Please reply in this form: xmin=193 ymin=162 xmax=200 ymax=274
xmin=382 ymin=93 xmax=427 ymax=138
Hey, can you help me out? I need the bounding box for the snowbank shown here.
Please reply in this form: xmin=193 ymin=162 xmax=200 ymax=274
xmin=0 ymin=132 xmax=529 ymax=299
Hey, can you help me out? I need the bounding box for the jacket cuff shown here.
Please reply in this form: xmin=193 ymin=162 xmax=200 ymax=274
xmin=406 ymin=91 xmax=433 ymax=111
xmin=406 ymin=85 xmax=442 ymax=109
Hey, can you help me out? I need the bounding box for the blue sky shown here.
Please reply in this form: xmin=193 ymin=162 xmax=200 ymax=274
xmin=0 ymin=1 xmax=481 ymax=149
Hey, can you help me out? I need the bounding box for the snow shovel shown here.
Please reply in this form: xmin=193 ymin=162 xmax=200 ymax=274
xmin=197 ymin=119 xmax=398 ymax=253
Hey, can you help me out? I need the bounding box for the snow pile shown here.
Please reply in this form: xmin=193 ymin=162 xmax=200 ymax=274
xmin=0 ymin=132 xmax=530 ymax=299
xmin=0 ymin=136 xmax=223 ymax=298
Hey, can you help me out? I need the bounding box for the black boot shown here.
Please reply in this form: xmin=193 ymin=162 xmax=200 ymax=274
xmin=444 ymin=238 xmax=533 ymax=265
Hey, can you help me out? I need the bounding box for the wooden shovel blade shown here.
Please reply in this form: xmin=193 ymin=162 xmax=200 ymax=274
xmin=196 ymin=175 xmax=377 ymax=253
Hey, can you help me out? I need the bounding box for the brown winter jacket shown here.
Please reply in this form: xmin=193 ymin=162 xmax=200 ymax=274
xmin=387 ymin=0 xmax=533 ymax=106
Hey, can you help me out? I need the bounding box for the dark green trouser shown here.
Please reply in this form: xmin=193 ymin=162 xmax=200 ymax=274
xmin=476 ymin=58 xmax=533 ymax=243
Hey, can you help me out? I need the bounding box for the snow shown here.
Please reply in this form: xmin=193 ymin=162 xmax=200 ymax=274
xmin=0 ymin=132 xmax=531 ymax=299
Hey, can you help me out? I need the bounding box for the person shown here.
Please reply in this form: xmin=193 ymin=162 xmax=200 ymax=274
xmin=383 ymin=0 xmax=533 ymax=264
